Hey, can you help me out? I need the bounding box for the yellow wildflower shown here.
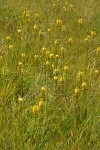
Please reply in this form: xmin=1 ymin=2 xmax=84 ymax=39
xmin=32 ymin=105 xmax=39 ymax=114
xmin=39 ymin=99 xmax=44 ymax=110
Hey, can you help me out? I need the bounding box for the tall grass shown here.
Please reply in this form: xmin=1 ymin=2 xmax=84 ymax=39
xmin=0 ymin=0 xmax=100 ymax=149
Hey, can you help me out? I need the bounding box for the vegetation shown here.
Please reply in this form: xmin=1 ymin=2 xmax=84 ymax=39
xmin=0 ymin=0 xmax=100 ymax=149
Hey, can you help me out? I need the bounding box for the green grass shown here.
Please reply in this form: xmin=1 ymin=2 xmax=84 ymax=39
xmin=0 ymin=0 xmax=100 ymax=149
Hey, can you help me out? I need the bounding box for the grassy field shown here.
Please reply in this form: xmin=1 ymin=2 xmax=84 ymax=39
xmin=0 ymin=0 xmax=100 ymax=149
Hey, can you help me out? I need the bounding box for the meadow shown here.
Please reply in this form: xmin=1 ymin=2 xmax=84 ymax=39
xmin=0 ymin=0 xmax=100 ymax=149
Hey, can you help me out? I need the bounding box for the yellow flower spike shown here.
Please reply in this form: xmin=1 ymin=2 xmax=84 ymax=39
xmin=50 ymin=54 xmax=54 ymax=59
xmin=53 ymin=4 xmax=56 ymax=9
xmin=17 ymin=29 xmax=22 ymax=34
xmin=9 ymin=45 xmax=13 ymax=49
xmin=54 ymin=40 xmax=59 ymax=46
xmin=66 ymin=2 xmax=68 ymax=5
xmin=64 ymin=65 xmax=69 ymax=72
xmin=94 ymin=70 xmax=99 ymax=79
xmin=42 ymin=47 xmax=47 ymax=54
xmin=85 ymin=37 xmax=90 ymax=43
xmin=78 ymin=17 xmax=84 ymax=25
xmin=56 ymin=19 xmax=63 ymax=27
xmin=35 ymin=12 xmax=40 ymax=19
xmin=41 ymin=87 xmax=46 ymax=94
xmin=70 ymin=4 xmax=73 ymax=9
xmin=27 ymin=18 xmax=31 ymax=23
xmin=39 ymin=98 xmax=44 ymax=110
xmin=22 ymin=53 xmax=26 ymax=59
xmin=18 ymin=61 xmax=23 ymax=66
xmin=55 ymin=54 xmax=59 ymax=59
xmin=77 ymin=71 xmax=83 ymax=83
xmin=34 ymin=55 xmax=39 ymax=62
xmin=39 ymin=30 xmax=44 ymax=38
xmin=91 ymin=30 xmax=96 ymax=36
xmin=45 ymin=51 xmax=49 ymax=56
xmin=46 ymin=60 xmax=50 ymax=66
xmin=32 ymin=105 xmax=39 ymax=114
xmin=34 ymin=24 xmax=38 ymax=31
xmin=0 ymin=55 xmax=2 ymax=60
xmin=18 ymin=97 xmax=23 ymax=103
xmin=48 ymin=28 xmax=52 ymax=34
xmin=50 ymin=64 xmax=54 ymax=71
xmin=96 ymin=47 xmax=100 ymax=54
xmin=26 ymin=13 xmax=30 ymax=18
xmin=6 ymin=36 xmax=11 ymax=42
xmin=54 ymin=69 xmax=59 ymax=76
xmin=23 ymin=10 xmax=27 ymax=16
xmin=68 ymin=37 xmax=74 ymax=44
xmin=63 ymin=7 xmax=67 ymax=12
xmin=59 ymin=76 xmax=65 ymax=84
xmin=61 ymin=47 xmax=65 ymax=52
xmin=74 ymin=88 xmax=80 ymax=98
xmin=54 ymin=76 xmax=58 ymax=82
xmin=82 ymin=82 xmax=86 ymax=91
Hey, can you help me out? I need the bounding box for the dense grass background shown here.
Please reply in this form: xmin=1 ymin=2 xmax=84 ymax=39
xmin=0 ymin=0 xmax=100 ymax=149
